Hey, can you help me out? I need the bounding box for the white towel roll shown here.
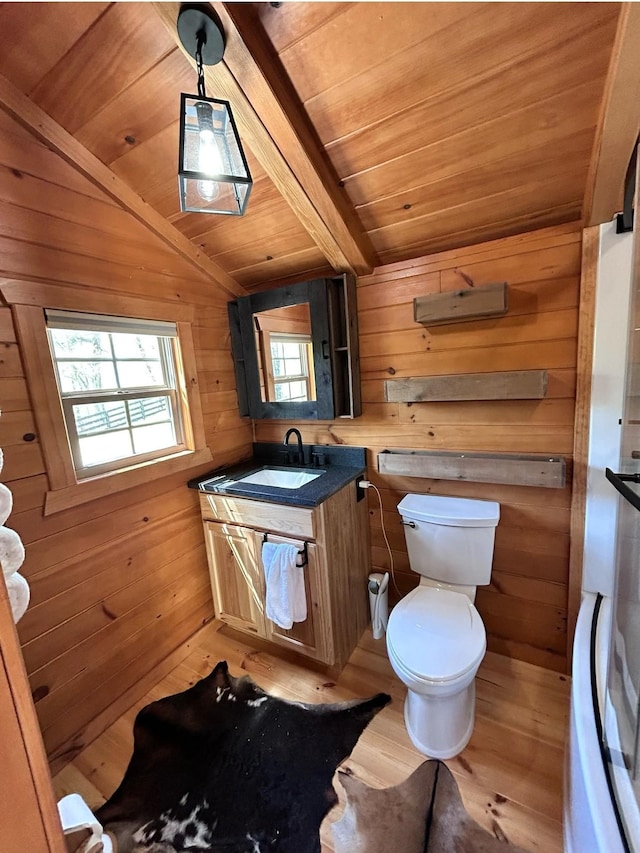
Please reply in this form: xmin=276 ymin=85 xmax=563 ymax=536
xmin=57 ymin=793 xmax=112 ymax=853
xmin=6 ymin=572 xmax=29 ymax=623
xmin=0 ymin=483 xmax=13 ymax=526
xmin=0 ymin=525 xmax=25 ymax=577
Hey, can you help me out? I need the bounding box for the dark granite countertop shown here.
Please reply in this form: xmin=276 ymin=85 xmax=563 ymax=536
xmin=188 ymin=442 xmax=366 ymax=508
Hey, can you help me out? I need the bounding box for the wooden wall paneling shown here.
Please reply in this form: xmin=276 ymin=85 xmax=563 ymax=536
xmin=0 ymin=2 xmax=109 ymax=96
xmin=0 ymin=72 xmax=244 ymax=297
xmin=11 ymin=468 xmax=206 ymax=553
xmin=361 ymin=338 xmax=577 ymax=381
xmin=356 ymin=222 xmax=581 ymax=285
xmin=0 ymin=574 xmax=66 ymax=852
xmin=277 ymin=2 xmax=481 ymax=105
xmin=34 ymin=569 xmax=211 ymax=745
xmin=300 ymin=3 xmax=614 ymax=141
xmin=584 ymin=4 xmax=640 ymax=225
xmin=0 ymin=199 xmax=203 ymax=280
xmin=47 ymin=618 xmax=213 ymax=778
xmin=74 ymin=48 xmax=193 ymax=166
xmin=1 ymin=378 xmax=31 ymax=412
xmin=25 ymin=546 xmax=210 ymax=706
xmin=566 ymin=225 xmax=600 ymax=665
xmin=23 ymin=484 xmax=200 ymax=573
xmin=45 ymin=599 xmax=213 ymax=769
xmin=355 ymin=133 xmax=592 ymax=235
xmin=327 ymin=17 xmax=607 ymax=182
xmin=232 ymin=248 xmax=333 ymax=291
xmin=30 ymin=3 xmax=175 ymax=134
xmin=0 ymin=118 xmax=118 ymax=207
xmin=18 ymin=509 xmax=204 ymax=645
xmin=396 ymin=393 xmax=575 ymax=428
xmin=367 ymin=166 xmax=587 ymax=264
xmin=361 ymin=308 xmax=579 ymax=362
xmin=346 ymin=95 xmax=593 ymax=213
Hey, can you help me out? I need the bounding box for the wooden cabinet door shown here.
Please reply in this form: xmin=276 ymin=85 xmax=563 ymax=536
xmin=203 ymin=522 xmax=266 ymax=636
xmin=257 ymin=533 xmax=329 ymax=664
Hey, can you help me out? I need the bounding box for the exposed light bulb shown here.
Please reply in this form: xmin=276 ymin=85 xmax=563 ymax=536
xmin=195 ymin=102 xmax=224 ymax=202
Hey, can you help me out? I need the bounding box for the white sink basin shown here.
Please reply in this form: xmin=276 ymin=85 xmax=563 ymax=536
xmin=234 ymin=466 xmax=324 ymax=489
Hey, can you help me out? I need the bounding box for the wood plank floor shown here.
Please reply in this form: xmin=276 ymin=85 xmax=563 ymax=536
xmin=52 ymin=620 xmax=570 ymax=851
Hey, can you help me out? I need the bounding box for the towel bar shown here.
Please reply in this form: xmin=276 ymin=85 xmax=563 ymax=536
xmin=262 ymin=532 xmax=309 ymax=568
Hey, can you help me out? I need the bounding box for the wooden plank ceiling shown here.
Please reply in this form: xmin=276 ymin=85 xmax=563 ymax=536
xmin=0 ymin=2 xmax=620 ymax=291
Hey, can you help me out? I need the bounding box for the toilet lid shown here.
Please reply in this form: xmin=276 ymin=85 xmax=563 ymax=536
xmin=387 ymin=587 xmax=486 ymax=682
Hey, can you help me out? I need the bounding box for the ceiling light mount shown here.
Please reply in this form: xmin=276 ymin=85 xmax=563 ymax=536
xmin=177 ymin=4 xmax=225 ymax=67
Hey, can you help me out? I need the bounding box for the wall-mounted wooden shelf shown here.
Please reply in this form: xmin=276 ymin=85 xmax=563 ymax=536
xmin=377 ymin=449 xmax=566 ymax=488
xmin=385 ymin=369 xmax=548 ymax=402
xmin=414 ymin=281 xmax=508 ymax=327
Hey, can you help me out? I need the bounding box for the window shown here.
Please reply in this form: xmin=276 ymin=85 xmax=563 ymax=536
xmin=269 ymin=334 xmax=313 ymax=402
xmin=45 ymin=311 xmax=185 ymax=478
xmin=2 ymin=281 xmax=212 ymax=515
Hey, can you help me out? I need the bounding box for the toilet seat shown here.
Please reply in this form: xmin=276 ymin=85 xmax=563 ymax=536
xmin=387 ymin=587 xmax=486 ymax=683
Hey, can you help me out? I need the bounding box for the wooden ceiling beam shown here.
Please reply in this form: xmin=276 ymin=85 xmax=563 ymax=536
xmin=584 ymin=3 xmax=640 ymax=226
xmin=152 ymin=2 xmax=377 ymax=276
xmin=0 ymin=71 xmax=245 ymax=298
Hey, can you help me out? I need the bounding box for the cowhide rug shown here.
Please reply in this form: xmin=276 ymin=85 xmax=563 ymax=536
xmin=96 ymin=660 xmax=390 ymax=853
xmin=332 ymin=759 xmax=530 ymax=853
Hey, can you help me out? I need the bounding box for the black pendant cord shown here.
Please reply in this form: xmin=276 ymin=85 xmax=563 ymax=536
xmin=196 ymin=33 xmax=207 ymax=99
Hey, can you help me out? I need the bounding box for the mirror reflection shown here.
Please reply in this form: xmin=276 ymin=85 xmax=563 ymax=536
xmin=253 ymin=304 xmax=316 ymax=402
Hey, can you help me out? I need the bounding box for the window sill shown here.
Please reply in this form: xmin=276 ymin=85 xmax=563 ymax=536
xmin=43 ymin=447 xmax=213 ymax=516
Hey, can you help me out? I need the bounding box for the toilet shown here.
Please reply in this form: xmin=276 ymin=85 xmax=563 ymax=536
xmin=386 ymin=493 xmax=500 ymax=759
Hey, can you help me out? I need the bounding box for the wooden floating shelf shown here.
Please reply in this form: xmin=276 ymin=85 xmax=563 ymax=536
xmin=378 ymin=449 xmax=566 ymax=489
xmin=414 ymin=281 xmax=508 ymax=327
xmin=385 ymin=369 xmax=548 ymax=402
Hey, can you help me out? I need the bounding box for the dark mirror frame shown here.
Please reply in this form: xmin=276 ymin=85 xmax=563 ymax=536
xmin=228 ymin=275 xmax=361 ymax=420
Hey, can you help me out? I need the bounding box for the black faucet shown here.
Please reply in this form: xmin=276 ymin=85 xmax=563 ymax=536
xmin=283 ymin=428 xmax=304 ymax=466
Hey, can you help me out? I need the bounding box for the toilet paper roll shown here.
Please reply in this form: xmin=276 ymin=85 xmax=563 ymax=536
xmin=57 ymin=793 xmax=110 ymax=853
xmin=0 ymin=525 xmax=25 ymax=577
xmin=6 ymin=572 xmax=29 ymax=623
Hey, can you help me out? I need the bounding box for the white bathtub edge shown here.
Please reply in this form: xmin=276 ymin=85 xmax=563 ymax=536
xmin=564 ymin=591 xmax=625 ymax=853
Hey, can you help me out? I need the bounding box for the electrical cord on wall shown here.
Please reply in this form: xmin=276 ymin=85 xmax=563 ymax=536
xmin=359 ymin=479 xmax=401 ymax=597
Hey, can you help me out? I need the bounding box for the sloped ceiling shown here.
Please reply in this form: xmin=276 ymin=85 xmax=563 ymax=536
xmin=0 ymin=1 xmax=621 ymax=291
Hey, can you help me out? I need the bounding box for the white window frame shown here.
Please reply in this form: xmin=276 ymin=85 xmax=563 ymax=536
xmin=2 ymin=281 xmax=212 ymax=515
xmin=270 ymin=333 xmax=313 ymax=402
xmin=45 ymin=310 xmax=187 ymax=478
xmin=259 ymin=331 xmax=315 ymax=403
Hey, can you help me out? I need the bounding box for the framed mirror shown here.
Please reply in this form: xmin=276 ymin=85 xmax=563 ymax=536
xmin=228 ymin=275 xmax=361 ymax=420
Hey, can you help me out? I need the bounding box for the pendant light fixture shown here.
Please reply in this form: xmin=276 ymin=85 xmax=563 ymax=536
xmin=177 ymin=4 xmax=252 ymax=215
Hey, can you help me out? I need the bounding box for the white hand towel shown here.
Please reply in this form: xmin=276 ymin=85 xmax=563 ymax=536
xmin=0 ymin=525 xmax=25 ymax=576
xmin=6 ymin=571 xmax=29 ymax=623
xmin=0 ymin=483 xmax=12 ymax=525
xmin=262 ymin=541 xmax=307 ymax=630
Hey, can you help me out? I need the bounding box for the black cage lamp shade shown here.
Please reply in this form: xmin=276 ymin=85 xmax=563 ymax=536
xmin=177 ymin=5 xmax=252 ymax=215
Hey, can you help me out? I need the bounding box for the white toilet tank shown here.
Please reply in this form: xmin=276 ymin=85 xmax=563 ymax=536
xmin=398 ymin=493 xmax=500 ymax=586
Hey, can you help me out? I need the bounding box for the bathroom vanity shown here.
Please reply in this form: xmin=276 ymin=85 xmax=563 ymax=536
xmin=189 ymin=444 xmax=370 ymax=669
